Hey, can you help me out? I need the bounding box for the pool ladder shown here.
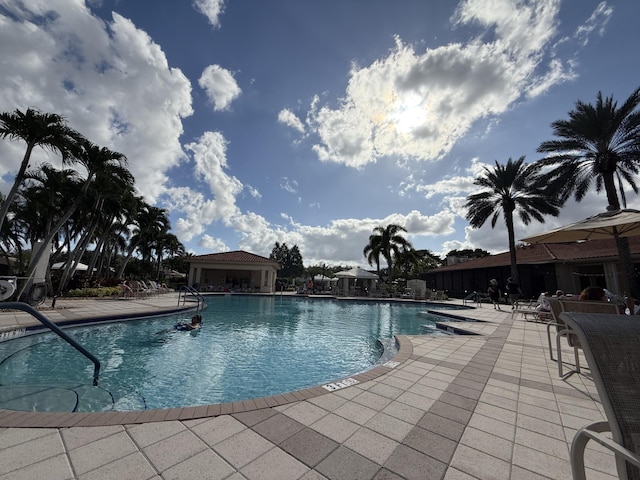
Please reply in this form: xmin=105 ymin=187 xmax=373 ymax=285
xmin=177 ymin=285 xmax=205 ymax=312
xmin=0 ymin=302 xmax=101 ymax=386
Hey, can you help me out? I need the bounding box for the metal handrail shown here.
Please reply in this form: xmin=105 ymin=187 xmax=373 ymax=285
xmin=0 ymin=302 xmax=100 ymax=385
xmin=177 ymin=285 xmax=205 ymax=312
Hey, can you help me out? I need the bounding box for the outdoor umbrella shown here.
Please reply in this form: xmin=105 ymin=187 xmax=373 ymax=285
xmin=334 ymin=267 xmax=379 ymax=279
xmin=520 ymin=209 xmax=640 ymax=244
xmin=521 ymin=209 xmax=640 ymax=296
xmin=51 ymin=262 xmax=90 ymax=271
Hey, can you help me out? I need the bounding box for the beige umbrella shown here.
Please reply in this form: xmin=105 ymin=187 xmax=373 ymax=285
xmin=521 ymin=209 xmax=640 ymax=296
xmin=521 ymin=209 xmax=640 ymax=244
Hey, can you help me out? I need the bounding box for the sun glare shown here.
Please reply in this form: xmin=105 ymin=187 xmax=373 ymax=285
xmin=390 ymin=92 xmax=425 ymax=134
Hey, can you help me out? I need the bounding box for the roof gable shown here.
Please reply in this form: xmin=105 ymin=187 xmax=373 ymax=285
xmin=190 ymin=250 xmax=279 ymax=266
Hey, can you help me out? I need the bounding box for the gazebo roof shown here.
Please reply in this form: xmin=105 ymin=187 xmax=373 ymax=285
xmin=189 ymin=250 xmax=279 ymax=267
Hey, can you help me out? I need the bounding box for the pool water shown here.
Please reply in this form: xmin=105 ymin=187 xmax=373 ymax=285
xmin=0 ymin=296 xmax=462 ymax=412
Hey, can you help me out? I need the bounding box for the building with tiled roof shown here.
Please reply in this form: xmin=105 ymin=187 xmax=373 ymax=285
xmin=187 ymin=251 xmax=280 ymax=293
xmin=424 ymin=237 xmax=640 ymax=299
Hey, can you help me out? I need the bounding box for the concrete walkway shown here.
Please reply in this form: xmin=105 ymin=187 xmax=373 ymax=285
xmin=0 ymin=295 xmax=619 ymax=479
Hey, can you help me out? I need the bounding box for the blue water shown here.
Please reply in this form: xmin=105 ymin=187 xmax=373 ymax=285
xmin=0 ymin=296 xmax=462 ymax=412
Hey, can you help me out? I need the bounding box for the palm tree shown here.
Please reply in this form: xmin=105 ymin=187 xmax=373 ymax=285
xmin=363 ymin=224 xmax=413 ymax=281
xmin=18 ymin=140 xmax=127 ymax=297
xmin=465 ymin=157 xmax=562 ymax=283
xmin=0 ymin=108 xmax=82 ymax=233
xmin=537 ymin=87 xmax=640 ymax=297
xmin=116 ymin=203 xmax=170 ymax=278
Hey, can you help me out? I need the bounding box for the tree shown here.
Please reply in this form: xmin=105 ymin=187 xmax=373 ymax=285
xmin=445 ymin=248 xmax=491 ymax=260
xmin=538 ymin=87 xmax=640 ymax=297
xmin=363 ymin=224 xmax=413 ymax=281
xmin=117 ymin=203 xmax=170 ymax=278
xmin=465 ymin=157 xmax=562 ymax=283
xmin=269 ymin=242 xmax=304 ymax=278
xmin=393 ymin=248 xmax=420 ymax=280
xmin=0 ymin=108 xmax=81 ymax=234
xmin=19 ymin=139 xmax=127 ymax=296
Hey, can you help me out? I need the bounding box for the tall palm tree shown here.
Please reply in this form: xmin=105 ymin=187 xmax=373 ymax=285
xmin=537 ymin=86 xmax=640 ymax=297
xmin=116 ymin=203 xmax=170 ymax=278
xmin=19 ymin=140 xmax=127 ymax=296
xmin=363 ymin=224 xmax=413 ymax=281
xmin=0 ymin=108 xmax=82 ymax=233
xmin=465 ymin=157 xmax=562 ymax=283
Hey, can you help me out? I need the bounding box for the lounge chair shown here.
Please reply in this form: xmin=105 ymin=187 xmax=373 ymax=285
xmin=546 ymin=298 xmax=620 ymax=377
xmin=559 ymin=312 xmax=640 ymax=480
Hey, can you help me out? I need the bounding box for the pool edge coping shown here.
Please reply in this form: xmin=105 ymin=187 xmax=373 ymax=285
xmin=0 ymin=336 xmax=414 ymax=428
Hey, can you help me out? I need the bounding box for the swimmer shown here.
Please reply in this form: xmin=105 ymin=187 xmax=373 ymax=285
xmin=174 ymin=314 xmax=202 ymax=331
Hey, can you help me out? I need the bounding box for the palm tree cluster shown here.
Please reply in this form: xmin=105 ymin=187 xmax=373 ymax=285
xmin=465 ymin=86 xmax=640 ymax=297
xmin=0 ymin=108 xmax=186 ymax=296
xmin=363 ymin=224 xmax=413 ymax=281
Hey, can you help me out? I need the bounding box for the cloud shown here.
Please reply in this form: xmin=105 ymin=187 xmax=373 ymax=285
xmin=198 ymin=234 xmax=229 ymax=252
xmin=298 ymin=0 xmax=580 ymax=169
xmin=0 ymin=2 xmax=193 ymax=203
xmin=185 ymin=131 xmax=243 ymax=219
xmin=198 ymin=65 xmax=242 ymax=111
xmin=245 ymin=185 xmax=262 ymax=200
xmin=575 ymin=1 xmax=613 ymax=46
xmin=193 ymin=0 xmax=226 ymax=28
xmin=278 ymin=109 xmax=306 ymax=133
xmin=280 ymin=177 xmax=298 ymax=194
xmin=232 ymin=210 xmax=457 ymax=265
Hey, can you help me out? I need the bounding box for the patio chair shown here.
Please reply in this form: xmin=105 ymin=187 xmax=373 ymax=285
xmin=559 ymin=312 xmax=640 ymax=480
xmin=546 ymin=299 xmax=619 ymax=377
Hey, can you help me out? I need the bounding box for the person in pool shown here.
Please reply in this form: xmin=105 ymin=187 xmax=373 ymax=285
xmin=175 ymin=314 xmax=202 ymax=331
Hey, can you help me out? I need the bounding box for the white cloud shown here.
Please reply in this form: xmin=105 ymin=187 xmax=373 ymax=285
xmin=0 ymin=2 xmax=193 ymax=203
xmin=193 ymin=0 xmax=226 ymax=28
xmin=198 ymin=234 xmax=229 ymax=252
xmin=280 ymin=177 xmax=298 ymax=194
xmin=198 ymin=65 xmax=241 ymax=111
xmin=278 ymin=109 xmax=306 ymax=133
xmin=185 ymin=131 xmax=243 ymax=219
xmin=245 ymin=185 xmax=262 ymax=200
xmin=298 ymin=0 xmax=581 ymax=169
xmin=575 ymin=2 xmax=613 ymax=46
xmin=231 ymin=210 xmax=457 ymax=266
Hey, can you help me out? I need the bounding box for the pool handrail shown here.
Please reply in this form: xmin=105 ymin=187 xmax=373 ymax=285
xmin=0 ymin=301 xmax=100 ymax=386
xmin=178 ymin=285 xmax=205 ymax=311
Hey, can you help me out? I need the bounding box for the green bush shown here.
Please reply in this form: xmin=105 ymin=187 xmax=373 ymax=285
xmin=65 ymin=287 xmax=122 ymax=298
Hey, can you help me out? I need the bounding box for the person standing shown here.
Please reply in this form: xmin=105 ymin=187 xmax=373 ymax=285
xmin=488 ymin=279 xmax=502 ymax=310
xmin=506 ymin=277 xmax=523 ymax=309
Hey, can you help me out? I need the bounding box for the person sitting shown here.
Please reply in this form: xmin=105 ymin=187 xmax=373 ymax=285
xmin=578 ymin=286 xmax=607 ymax=302
xmin=175 ymin=314 xmax=202 ymax=330
xmin=536 ymin=291 xmax=552 ymax=312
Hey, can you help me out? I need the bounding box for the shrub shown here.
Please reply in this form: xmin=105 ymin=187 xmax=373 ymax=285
xmin=65 ymin=287 xmax=122 ymax=298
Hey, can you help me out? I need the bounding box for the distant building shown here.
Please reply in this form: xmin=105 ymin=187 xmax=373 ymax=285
xmin=424 ymin=237 xmax=640 ymax=298
xmin=187 ymin=250 xmax=280 ymax=293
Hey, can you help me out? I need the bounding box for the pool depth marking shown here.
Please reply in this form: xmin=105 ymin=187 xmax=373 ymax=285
xmin=322 ymin=377 xmax=359 ymax=391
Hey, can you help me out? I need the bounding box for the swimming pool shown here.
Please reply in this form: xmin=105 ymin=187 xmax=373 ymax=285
xmin=0 ymin=296 xmax=465 ymax=412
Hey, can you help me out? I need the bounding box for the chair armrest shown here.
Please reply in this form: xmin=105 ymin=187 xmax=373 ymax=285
xmin=572 ymin=421 xmax=640 ymax=480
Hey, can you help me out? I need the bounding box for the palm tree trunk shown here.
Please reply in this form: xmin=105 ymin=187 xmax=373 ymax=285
xmin=505 ymin=211 xmax=519 ymax=283
xmin=0 ymin=143 xmax=34 ymax=234
xmin=615 ymin=234 xmax=639 ymax=298
xmin=16 ymin=195 xmax=84 ymax=299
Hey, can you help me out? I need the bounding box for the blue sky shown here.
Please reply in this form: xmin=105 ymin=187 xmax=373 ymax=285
xmin=1 ymin=0 xmax=639 ymax=267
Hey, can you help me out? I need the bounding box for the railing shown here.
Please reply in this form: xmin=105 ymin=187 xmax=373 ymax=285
xmin=463 ymin=291 xmax=481 ymax=306
xmin=177 ymin=285 xmax=205 ymax=312
xmin=0 ymin=302 xmax=100 ymax=386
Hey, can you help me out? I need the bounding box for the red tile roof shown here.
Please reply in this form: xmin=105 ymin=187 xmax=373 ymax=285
xmin=190 ymin=250 xmax=279 ymax=266
xmin=433 ymin=237 xmax=640 ymax=272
